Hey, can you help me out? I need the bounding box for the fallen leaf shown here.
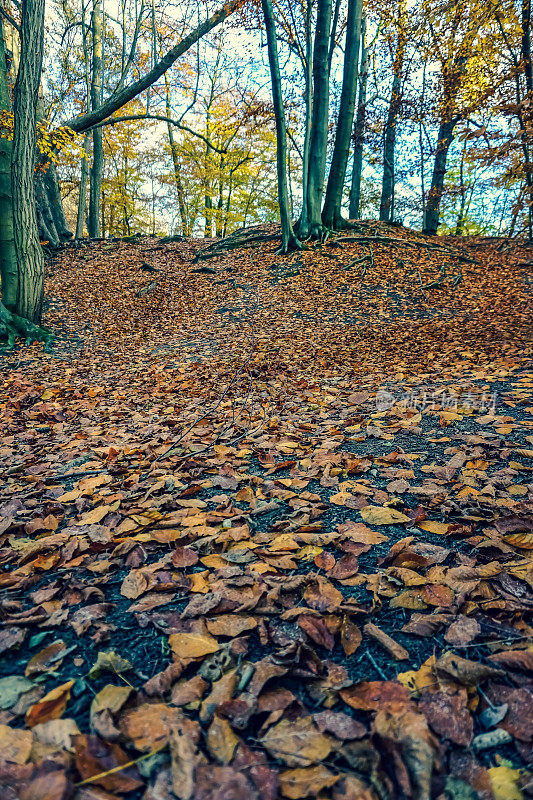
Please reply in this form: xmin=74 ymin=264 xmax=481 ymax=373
xmin=360 ymin=506 xmax=410 ymax=525
xmin=260 ymin=717 xmax=334 ymax=766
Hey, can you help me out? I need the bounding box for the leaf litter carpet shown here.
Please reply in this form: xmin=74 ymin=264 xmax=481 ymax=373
xmin=0 ymin=222 xmax=532 ymax=800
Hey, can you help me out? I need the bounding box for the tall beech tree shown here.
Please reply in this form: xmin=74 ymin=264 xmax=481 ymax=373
xmin=0 ymin=0 xmax=241 ymax=344
xmin=0 ymin=0 xmax=51 ymax=344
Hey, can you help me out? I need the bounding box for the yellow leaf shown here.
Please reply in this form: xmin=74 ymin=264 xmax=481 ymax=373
xmin=168 ymin=633 xmax=219 ymax=659
xmin=206 ymin=715 xmax=239 ymax=764
xmin=488 ymin=766 xmax=524 ymax=800
xmin=75 ymin=501 xmax=120 ymax=525
xmin=360 ymin=506 xmax=410 ymax=525
xmin=418 ymin=521 xmax=450 ymax=535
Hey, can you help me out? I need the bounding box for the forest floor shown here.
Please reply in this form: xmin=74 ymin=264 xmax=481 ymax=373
xmin=0 ymin=221 xmax=532 ymax=800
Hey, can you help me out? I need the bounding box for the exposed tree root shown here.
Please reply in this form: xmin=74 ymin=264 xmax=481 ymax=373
xmin=193 ymin=225 xmax=282 ymax=262
xmin=0 ymin=301 xmax=54 ymax=349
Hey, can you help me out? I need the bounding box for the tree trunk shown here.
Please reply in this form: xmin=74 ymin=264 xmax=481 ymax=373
xmin=423 ymin=118 xmax=456 ymax=236
xmin=303 ymin=0 xmax=332 ymax=238
xmin=43 ymin=161 xmax=73 ymax=241
xmin=11 ymin=0 xmax=46 ymax=323
xmin=348 ymin=14 xmax=367 ymax=219
xmin=298 ymin=0 xmax=313 ymax=233
xmin=35 ymin=171 xmax=60 ymax=247
xmin=165 ymin=80 xmax=188 ymax=236
xmin=455 ymin=140 xmax=467 ymax=235
xmin=322 ymin=0 xmax=363 ymax=229
xmin=76 ymin=133 xmax=91 ymax=238
xmin=0 ymin=18 xmax=17 ymax=312
xmin=262 ymin=0 xmax=301 ymax=252
xmin=88 ymin=0 xmax=104 ymax=238
xmin=379 ymin=6 xmax=406 ymax=223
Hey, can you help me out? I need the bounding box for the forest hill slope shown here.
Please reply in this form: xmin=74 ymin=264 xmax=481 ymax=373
xmin=0 ymin=223 xmax=531 ymax=799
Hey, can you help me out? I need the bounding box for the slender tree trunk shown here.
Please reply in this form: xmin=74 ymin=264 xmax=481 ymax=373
xmin=261 ymin=0 xmax=301 ymax=252
xmin=216 ymin=156 xmax=225 ymax=237
xmin=521 ymin=0 xmax=533 ymax=238
xmin=455 ymin=139 xmax=467 ymax=235
xmin=88 ymin=0 xmax=103 ymax=238
xmin=165 ymin=80 xmax=188 ymax=236
xmin=423 ymin=118 xmax=456 ymax=235
xmin=76 ymin=133 xmax=91 ymax=238
xmin=204 ymin=108 xmax=213 ymax=237
xmin=303 ymin=0 xmax=332 ymax=238
xmin=349 ymin=14 xmax=367 ymax=219
xmin=379 ymin=5 xmax=406 ymax=223
xmin=322 ymin=0 xmax=363 ymax=229
xmin=11 ymin=0 xmax=46 ymax=323
xmin=299 ymin=0 xmax=313 ymax=233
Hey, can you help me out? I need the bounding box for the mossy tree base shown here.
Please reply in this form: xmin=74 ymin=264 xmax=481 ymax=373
xmin=0 ymin=301 xmax=53 ymax=349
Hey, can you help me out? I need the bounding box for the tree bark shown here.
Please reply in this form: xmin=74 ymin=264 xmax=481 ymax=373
xmin=322 ymin=0 xmax=363 ymax=229
xmin=11 ymin=0 xmax=46 ymax=323
xmin=348 ymin=13 xmax=367 ymax=219
xmin=88 ymin=0 xmax=103 ymax=238
xmin=0 ymin=17 xmax=17 ymax=312
xmin=261 ymin=0 xmax=301 ymax=252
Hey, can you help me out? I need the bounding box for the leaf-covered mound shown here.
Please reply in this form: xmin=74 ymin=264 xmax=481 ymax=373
xmin=0 ymin=223 xmax=532 ymax=799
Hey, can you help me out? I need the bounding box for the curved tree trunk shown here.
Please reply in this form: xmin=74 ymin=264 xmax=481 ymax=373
xmin=43 ymin=161 xmax=73 ymax=241
xmin=262 ymin=0 xmax=301 ymax=253
xmin=35 ymin=169 xmax=60 ymax=248
xmin=322 ymin=0 xmax=363 ymax=229
xmin=423 ymin=118 xmax=456 ymax=236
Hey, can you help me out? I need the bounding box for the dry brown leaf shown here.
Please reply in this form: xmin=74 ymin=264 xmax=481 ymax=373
xmin=119 ymin=703 xmax=199 ymax=751
xmin=260 ymin=717 xmax=334 ymax=766
xmin=206 ymin=714 xmax=239 ymax=764
xmin=280 ymin=765 xmax=339 ymax=799
xmin=340 ymin=615 xmax=362 ymax=656
xmin=360 ymin=506 xmax=410 ymax=525
xmin=25 ymin=679 xmax=75 ymax=728
xmin=168 ymin=632 xmax=220 ymax=659
xmin=0 ymin=725 xmax=33 ymax=764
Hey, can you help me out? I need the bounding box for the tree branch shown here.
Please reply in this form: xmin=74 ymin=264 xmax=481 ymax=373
xmin=0 ymin=6 xmax=20 ymax=32
xmin=90 ymin=113 xmax=229 ymax=153
xmin=63 ymin=0 xmax=241 ymax=133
